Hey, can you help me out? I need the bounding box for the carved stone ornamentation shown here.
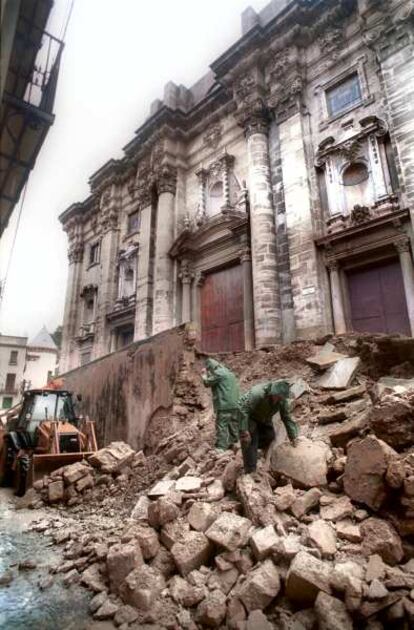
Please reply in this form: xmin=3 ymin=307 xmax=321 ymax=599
xmin=156 ymin=163 xmax=177 ymax=195
xmin=203 ymin=123 xmax=222 ymax=149
xmin=267 ymin=48 xmax=291 ymax=82
xmin=234 ymin=73 xmax=256 ymax=102
xmin=318 ymin=27 xmax=344 ymax=60
xmin=179 ymin=259 xmax=193 ymax=284
xmin=395 ymin=238 xmax=411 ymax=254
xmin=350 ymin=204 xmax=371 ymax=225
xmin=68 ymin=241 xmax=84 ymax=264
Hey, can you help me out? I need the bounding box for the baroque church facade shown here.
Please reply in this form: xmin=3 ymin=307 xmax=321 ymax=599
xmin=59 ymin=0 xmax=414 ymax=373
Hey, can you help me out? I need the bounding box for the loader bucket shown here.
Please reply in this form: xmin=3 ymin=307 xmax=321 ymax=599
xmin=31 ymin=452 xmax=94 ymax=484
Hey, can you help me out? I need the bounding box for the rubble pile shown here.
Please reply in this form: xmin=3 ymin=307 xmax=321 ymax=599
xmin=22 ymin=335 xmax=414 ymax=629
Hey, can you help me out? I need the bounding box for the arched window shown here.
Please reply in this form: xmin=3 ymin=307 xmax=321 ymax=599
xmin=342 ymin=162 xmax=370 ymax=213
xmin=208 ymin=181 xmax=223 ymax=216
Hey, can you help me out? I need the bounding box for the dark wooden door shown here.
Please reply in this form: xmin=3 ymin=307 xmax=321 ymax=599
xmin=201 ymin=265 xmax=245 ymax=352
xmin=347 ymin=260 xmax=410 ymax=335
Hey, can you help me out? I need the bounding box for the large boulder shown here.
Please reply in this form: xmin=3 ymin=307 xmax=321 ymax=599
xmin=368 ymin=395 xmax=414 ymax=450
xmin=343 ymin=436 xmax=397 ymax=510
xmin=89 ymin=441 xmax=135 ymax=473
xmin=195 ymin=589 xmax=226 ymax=627
xmin=271 ymin=437 xmax=331 ymax=488
xmin=361 ymin=518 xmax=403 ymax=566
xmin=285 ymin=551 xmax=332 ymax=606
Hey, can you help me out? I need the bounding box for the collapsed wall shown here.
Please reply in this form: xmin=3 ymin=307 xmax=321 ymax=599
xmin=62 ymin=325 xmax=201 ymax=450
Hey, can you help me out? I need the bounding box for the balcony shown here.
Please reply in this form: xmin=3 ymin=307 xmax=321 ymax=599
xmin=1 ymin=0 xmax=64 ymax=235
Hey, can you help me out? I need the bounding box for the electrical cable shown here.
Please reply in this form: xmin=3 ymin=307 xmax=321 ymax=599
xmin=0 ymin=182 xmax=28 ymax=313
xmin=61 ymin=0 xmax=76 ymax=41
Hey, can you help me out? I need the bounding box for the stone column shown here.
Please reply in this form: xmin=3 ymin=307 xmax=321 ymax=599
xmin=195 ymin=167 xmax=207 ymax=218
xmin=95 ymin=185 xmax=120 ymax=358
xmin=240 ymin=246 xmax=255 ymax=350
xmin=396 ymin=239 xmax=414 ymax=336
xmin=244 ymin=111 xmax=281 ymax=346
xmin=60 ymin=239 xmax=83 ymax=373
xmin=179 ymin=259 xmax=193 ymax=323
xmin=135 ymin=199 xmax=154 ymax=340
xmin=327 ymin=261 xmax=347 ymax=334
xmin=153 ymin=165 xmax=177 ymax=335
xmin=323 ymin=156 xmax=344 ymax=215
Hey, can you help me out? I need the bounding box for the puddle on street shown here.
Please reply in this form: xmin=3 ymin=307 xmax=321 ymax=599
xmin=0 ymin=489 xmax=90 ymax=630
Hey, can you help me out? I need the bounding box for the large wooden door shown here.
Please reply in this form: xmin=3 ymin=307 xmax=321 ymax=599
xmin=347 ymin=260 xmax=410 ymax=335
xmin=201 ymin=265 xmax=245 ymax=352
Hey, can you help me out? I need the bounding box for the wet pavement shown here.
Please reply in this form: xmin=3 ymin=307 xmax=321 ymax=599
xmin=0 ymin=489 xmax=90 ymax=630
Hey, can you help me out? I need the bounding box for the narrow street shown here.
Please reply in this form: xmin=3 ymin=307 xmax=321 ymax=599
xmin=0 ymin=488 xmax=90 ymax=630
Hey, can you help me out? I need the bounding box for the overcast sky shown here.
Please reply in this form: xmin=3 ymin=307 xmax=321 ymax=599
xmin=0 ymin=0 xmax=269 ymax=340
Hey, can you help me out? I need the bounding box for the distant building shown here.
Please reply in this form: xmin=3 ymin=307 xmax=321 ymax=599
xmin=0 ymin=0 xmax=64 ymax=236
xmin=0 ymin=333 xmax=27 ymax=409
xmin=0 ymin=326 xmax=58 ymax=411
xmin=59 ymin=0 xmax=414 ymax=373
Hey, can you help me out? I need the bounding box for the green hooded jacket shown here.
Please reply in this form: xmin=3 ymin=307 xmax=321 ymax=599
xmin=202 ymin=359 xmax=240 ymax=412
xmin=238 ymin=380 xmax=298 ymax=440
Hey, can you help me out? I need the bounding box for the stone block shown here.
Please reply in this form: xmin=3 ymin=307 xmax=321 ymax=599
xmin=246 ymin=610 xmax=273 ymax=630
xmin=239 ymin=559 xmax=280 ymax=611
xmin=89 ymin=441 xmax=135 ymax=473
xmin=273 ymin=484 xmax=296 ymax=511
xmin=107 ymin=542 xmax=143 ymax=593
xmin=147 ymin=479 xmax=175 ymax=498
xmin=169 ymin=574 xmax=205 ymax=607
xmin=367 ymin=579 xmax=389 ymax=600
xmin=222 ymin=459 xmax=242 ymax=492
xmin=291 ymin=488 xmax=322 ymax=519
xmin=250 ymin=525 xmax=279 ymax=560
xmin=226 ymin=598 xmax=246 ymax=629
xmin=328 ymin=413 xmax=369 ymax=448
xmin=113 ymin=605 xmax=139 ymax=626
xmin=315 ymin=592 xmax=353 ymax=630
xmin=308 ymin=519 xmax=337 ymax=557
xmin=361 ymin=518 xmax=403 ymax=566
xmin=195 ymin=589 xmax=226 ymax=628
xmin=286 ymin=551 xmax=332 ymax=606
xmin=81 ymin=563 xmax=106 ymax=592
xmin=323 ymin=385 xmax=366 ymax=404
xmin=120 ymin=565 xmax=165 ymax=610
xmin=271 ymin=437 xmax=330 ymax=488
xmin=94 ymin=600 xmax=118 ymax=620
xmin=75 ymin=474 xmax=94 ymax=492
xmin=134 ymin=526 xmax=159 ymax=560
xmin=205 ymin=512 xmax=252 ymax=551
xmin=320 ymin=496 xmax=353 ymax=522
xmin=175 ymin=476 xmax=203 ymax=492
xmin=207 ymin=479 xmax=225 ymax=501
xmin=188 ymin=502 xmax=218 ymax=532
xmin=208 ymin=566 xmax=239 ymax=595
xmin=130 ymin=495 xmax=150 ymax=521
xmin=62 ymin=462 xmax=91 ymax=485
xmin=160 ymin=518 xmax=190 ymax=550
xmin=148 ymin=497 xmax=180 ymax=529
xmin=171 ymin=531 xmax=212 ymax=576
xmin=48 ymin=480 xmax=64 ymax=503
xmin=317 ymin=357 xmax=360 ymax=390
xmin=343 ymin=436 xmax=397 ymax=511
xmin=366 ymin=554 xmax=386 ymax=582
xmin=307 ymin=350 xmax=347 ymax=370
xmin=335 ymin=520 xmax=362 ymax=543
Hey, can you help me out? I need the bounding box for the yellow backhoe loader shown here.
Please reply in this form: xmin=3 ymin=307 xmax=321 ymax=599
xmin=0 ymin=388 xmax=97 ymax=496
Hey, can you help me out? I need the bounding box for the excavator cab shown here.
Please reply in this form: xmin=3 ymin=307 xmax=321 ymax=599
xmin=0 ymin=389 xmax=97 ymax=496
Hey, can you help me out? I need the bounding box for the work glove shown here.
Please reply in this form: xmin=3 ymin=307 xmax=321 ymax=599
xmin=240 ymin=431 xmax=251 ymax=446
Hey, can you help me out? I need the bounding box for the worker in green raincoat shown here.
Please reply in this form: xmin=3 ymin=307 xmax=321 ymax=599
xmin=202 ymin=358 xmax=240 ymax=451
xmin=238 ymin=380 xmax=299 ymax=473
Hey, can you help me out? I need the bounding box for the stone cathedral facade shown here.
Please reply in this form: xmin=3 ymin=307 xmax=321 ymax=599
xmin=59 ymin=0 xmax=414 ymax=373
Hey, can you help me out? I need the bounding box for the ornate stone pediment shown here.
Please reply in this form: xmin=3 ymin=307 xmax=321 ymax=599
xmin=169 ymin=210 xmax=248 ymax=259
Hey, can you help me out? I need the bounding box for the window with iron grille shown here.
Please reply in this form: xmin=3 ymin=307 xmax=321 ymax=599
xmin=326 ymin=73 xmax=361 ymax=117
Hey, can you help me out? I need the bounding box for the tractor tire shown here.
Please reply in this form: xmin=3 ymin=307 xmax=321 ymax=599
xmin=15 ymin=454 xmax=31 ymax=497
xmin=0 ymin=438 xmax=15 ymax=487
